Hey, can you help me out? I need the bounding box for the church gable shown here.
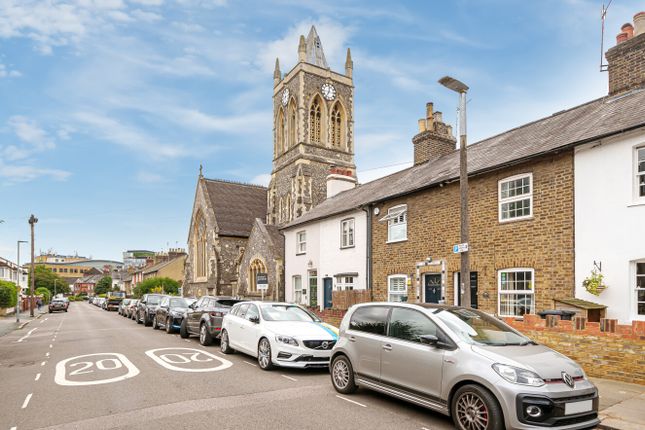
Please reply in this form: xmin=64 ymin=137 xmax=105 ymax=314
xmin=203 ymin=179 xmax=267 ymax=237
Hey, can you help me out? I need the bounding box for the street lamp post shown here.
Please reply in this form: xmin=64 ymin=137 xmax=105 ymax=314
xmin=28 ymin=214 xmax=38 ymax=317
xmin=438 ymin=76 xmax=471 ymax=308
xmin=16 ymin=240 xmax=28 ymax=323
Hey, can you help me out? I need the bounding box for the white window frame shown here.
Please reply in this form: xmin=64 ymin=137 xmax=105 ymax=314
xmin=296 ymin=231 xmax=306 ymax=255
xmin=498 ymin=173 xmax=533 ymax=222
xmin=381 ymin=204 xmax=407 ymax=243
xmin=634 ymin=146 xmax=645 ymax=202
xmin=292 ymin=275 xmax=302 ymax=302
xmin=497 ymin=268 xmax=535 ymax=317
xmin=388 ymin=274 xmax=408 ymax=302
xmin=634 ymin=260 xmax=645 ymax=320
xmin=335 ymin=276 xmax=355 ymax=291
xmin=340 ymin=218 xmax=355 ymax=248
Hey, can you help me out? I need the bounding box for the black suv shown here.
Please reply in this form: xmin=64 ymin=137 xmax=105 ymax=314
xmin=180 ymin=296 xmax=242 ymax=346
xmin=135 ymin=294 xmax=167 ymax=327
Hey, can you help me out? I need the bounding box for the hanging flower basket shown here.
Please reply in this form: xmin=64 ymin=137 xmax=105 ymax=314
xmin=582 ymin=269 xmax=607 ymax=296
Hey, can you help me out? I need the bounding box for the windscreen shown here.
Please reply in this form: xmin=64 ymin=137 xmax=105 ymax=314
xmin=147 ymin=296 xmax=163 ymax=305
xmin=169 ymin=298 xmax=187 ymax=307
xmin=260 ymin=305 xmax=319 ymax=322
xmin=215 ymin=299 xmax=240 ymax=308
xmin=434 ymin=308 xmax=530 ymax=346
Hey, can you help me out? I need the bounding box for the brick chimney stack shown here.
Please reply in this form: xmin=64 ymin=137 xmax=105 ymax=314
xmin=606 ymin=12 xmax=645 ymax=95
xmin=412 ymin=102 xmax=456 ymax=165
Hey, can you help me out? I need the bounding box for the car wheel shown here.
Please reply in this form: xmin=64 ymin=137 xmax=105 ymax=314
xmin=220 ymin=330 xmax=234 ymax=354
xmin=136 ymin=312 xmax=143 ymax=324
xmin=199 ymin=323 xmax=213 ymax=346
xmin=166 ymin=317 xmax=173 ymax=334
xmin=257 ymin=338 xmax=274 ymax=370
xmin=331 ymin=355 xmax=358 ymax=394
xmin=152 ymin=316 xmax=158 ymax=330
xmin=144 ymin=313 xmax=152 ymax=327
xmin=451 ymin=384 xmax=504 ymax=430
xmin=179 ymin=319 xmax=189 ymax=338
xmin=65 ymin=309 xmax=68 ymax=312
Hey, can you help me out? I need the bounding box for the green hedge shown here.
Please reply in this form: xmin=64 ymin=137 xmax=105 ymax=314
xmin=0 ymin=280 xmax=18 ymax=308
xmin=35 ymin=287 xmax=51 ymax=304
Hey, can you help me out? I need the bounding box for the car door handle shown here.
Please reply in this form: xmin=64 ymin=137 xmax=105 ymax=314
xmin=348 ymin=336 xmax=356 ymax=342
xmin=382 ymin=344 xmax=392 ymax=351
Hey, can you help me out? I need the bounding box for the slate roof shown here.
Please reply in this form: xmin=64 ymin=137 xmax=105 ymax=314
xmin=204 ymin=179 xmax=268 ymax=237
xmin=74 ymin=274 xmax=103 ymax=285
xmin=285 ymin=88 xmax=645 ymax=229
xmin=142 ymin=255 xmax=185 ymax=275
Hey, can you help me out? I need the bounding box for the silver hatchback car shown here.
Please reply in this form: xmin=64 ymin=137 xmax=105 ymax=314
xmin=330 ymin=303 xmax=599 ymax=430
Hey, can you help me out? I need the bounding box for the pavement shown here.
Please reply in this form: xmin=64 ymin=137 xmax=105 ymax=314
xmin=0 ymin=309 xmax=47 ymax=337
xmin=0 ymin=302 xmax=642 ymax=430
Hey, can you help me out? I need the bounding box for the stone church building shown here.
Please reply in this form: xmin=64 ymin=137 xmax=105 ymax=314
xmin=184 ymin=27 xmax=356 ymax=299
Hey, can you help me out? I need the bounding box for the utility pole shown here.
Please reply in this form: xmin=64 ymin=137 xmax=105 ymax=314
xmin=439 ymin=76 xmax=471 ymax=308
xmin=54 ymin=279 xmax=57 ymax=297
xmin=16 ymin=240 xmax=28 ymax=322
xmin=28 ymin=215 xmax=38 ymax=317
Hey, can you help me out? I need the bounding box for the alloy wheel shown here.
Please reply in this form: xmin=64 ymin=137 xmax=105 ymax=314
xmin=332 ymin=359 xmax=350 ymax=389
xmin=456 ymin=392 xmax=489 ymax=430
xmin=258 ymin=339 xmax=271 ymax=368
xmin=200 ymin=325 xmax=206 ymax=344
xmin=221 ymin=331 xmax=228 ymax=350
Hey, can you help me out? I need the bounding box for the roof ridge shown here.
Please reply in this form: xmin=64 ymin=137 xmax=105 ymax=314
xmin=203 ymin=177 xmax=268 ymax=189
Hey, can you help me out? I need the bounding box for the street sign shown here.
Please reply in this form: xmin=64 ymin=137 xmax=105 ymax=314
xmin=256 ymin=273 xmax=268 ymax=291
xmin=453 ymin=243 xmax=469 ymax=254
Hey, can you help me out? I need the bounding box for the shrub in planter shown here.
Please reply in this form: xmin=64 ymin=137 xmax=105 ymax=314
xmin=0 ymin=280 xmax=18 ymax=308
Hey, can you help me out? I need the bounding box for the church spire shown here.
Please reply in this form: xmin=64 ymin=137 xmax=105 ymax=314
xmin=273 ymin=57 xmax=281 ymax=86
xmin=345 ymin=47 xmax=353 ymax=78
xmin=305 ymin=26 xmax=328 ymax=69
xmin=298 ymin=35 xmax=306 ymax=62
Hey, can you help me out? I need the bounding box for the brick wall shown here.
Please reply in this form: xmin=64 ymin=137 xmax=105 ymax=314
xmin=505 ymin=315 xmax=645 ymax=385
xmin=310 ymin=308 xmax=346 ymax=328
xmin=370 ymin=152 xmax=575 ymax=316
xmin=606 ymin=32 xmax=645 ymax=95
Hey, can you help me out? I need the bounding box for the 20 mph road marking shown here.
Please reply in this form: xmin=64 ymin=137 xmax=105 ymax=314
xmin=17 ymin=328 xmax=37 ymax=343
xmin=145 ymin=348 xmax=233 ymax=373
xmin=55 ymin=353 xmax=139 ymax=386
xmin=21 ymin=393 xmax=32 ymax=409
xmin=336 ymin=395 xmax=366 ymax=407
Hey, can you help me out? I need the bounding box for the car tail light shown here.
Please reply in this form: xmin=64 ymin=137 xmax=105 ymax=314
xmin=210 ymin=311 xmax=223 ymax=317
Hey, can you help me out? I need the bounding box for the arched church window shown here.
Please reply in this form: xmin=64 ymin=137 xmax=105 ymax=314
xmin=330 ymin=103 xmax=343 ymax=148
xmin=194 ymin=211 xmax=207 ymax=279
xmin=285 ymin=193 xmax=292 ymax=222
xmin=309 ymin=96 xmax=322 ymax=144
xmin=288 ymin=100 xmax=296 ymax=149
xmin=277 ymin=108 xmax=285 ymax=155
xmin=249 ymin=258 xmax=267 ymax=293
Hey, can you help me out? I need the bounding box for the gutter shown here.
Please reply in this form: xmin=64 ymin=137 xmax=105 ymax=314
xmin=361 ymin=205 xmax=372 ymax=296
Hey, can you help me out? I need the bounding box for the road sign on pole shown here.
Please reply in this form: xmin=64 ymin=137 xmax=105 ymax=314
xmin=453 ymin=243 xmax=469 ymax=254
xmin=256 ymin=273 xmax=268 ymax=301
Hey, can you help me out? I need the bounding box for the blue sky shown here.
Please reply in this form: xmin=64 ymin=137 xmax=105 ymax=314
xmin=0 ymin=0 xmax=639 ymax=262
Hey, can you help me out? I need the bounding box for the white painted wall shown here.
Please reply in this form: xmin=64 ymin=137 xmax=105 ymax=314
xmin=574 ymin=129 xmax=645 ymax=323
xmin=284 ymin=209 xmax=367 ymax=310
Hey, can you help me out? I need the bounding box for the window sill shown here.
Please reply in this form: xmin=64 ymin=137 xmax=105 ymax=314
xmin=627 ymin=200 xmax=645 ymax=208
xmin=386 ymin=238 xmax=408 ymax=244
xmin=340 ymin=245 xmax=355 ymax=250
xmin=296 ymin=252 xmax=306 ymax=256
xmin=499 ymin=215 xmax=534 ymax=224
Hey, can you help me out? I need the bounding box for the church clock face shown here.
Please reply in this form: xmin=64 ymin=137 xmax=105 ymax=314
xmin=281 ymin=88 xmax=290 ymax=106
xmin=321 ymin=83 xmax=336 ymax=101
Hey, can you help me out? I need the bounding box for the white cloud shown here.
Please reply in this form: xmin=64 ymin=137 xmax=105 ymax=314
xmin=251 ymin=173 xmax=271 ymax=186
xmin=130 ymin=0 xmax=164 ymax=5
xmin=0 ymin=63 xmax=21 ymax=77
xmin=1 ymin=116 xmax=56 ymax=161
xmin=136 ymin=171 xmax=166 ymax=183
xmin=169 ymin=108 xmax=271 ymax=133
xmin=0 ymin=161 xmax=71 ymax=182
xmin=258 ymin=18 xmax=352 ymax=74
xmin=131 ymin=9 xmax=162 ymax=22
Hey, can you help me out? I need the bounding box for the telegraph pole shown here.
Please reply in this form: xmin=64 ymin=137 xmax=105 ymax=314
xmin=16 ymin=240 xmax=27 ymax=322
xmin=28 ymin=215 xmax=38 ymax=317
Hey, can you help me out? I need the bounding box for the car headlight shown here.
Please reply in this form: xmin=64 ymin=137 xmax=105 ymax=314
xmin=275 ymin=335 xmax=298 ymax=346
xmin=492 ymin=363 xmax=544 ymax=387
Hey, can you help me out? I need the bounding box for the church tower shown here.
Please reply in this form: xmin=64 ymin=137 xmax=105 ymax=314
xmin=267 ymin=26 xmax=356 ymax=225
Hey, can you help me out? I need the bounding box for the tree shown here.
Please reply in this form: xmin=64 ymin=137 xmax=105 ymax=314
xmin=133 ymin=277 xmax=180 ymax=298
xmin=94 ymin=276 xmax=112 ymax=295
xmin=35 ymin=287 xmax=51 ymax=304
xmin=0 ymin=280 xmax=18 ymax=308
xmin=29 ymin=266 xmax=70 ymax=296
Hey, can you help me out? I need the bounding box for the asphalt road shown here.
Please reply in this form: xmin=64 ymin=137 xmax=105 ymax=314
xmin=0 ymin=302 xmax=454 ymax=430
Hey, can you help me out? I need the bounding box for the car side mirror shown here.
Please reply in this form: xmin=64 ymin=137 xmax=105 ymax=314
xmin=249 ymin=316 xmax=260 ymax=324
xmin=141 ymin=301 xmax=146 ymax=305
xmin=419 ymin=334 xmax=439 ymax=345
xmin=188 ymin=303 xmax=196 ymax=309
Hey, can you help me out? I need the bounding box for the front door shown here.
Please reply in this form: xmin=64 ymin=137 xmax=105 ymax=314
xmin=455 ymin=272 xmax=478 ymax=308
xmin=323 ymin=278 xmax=333 ymax=309
xmin=309 ymin=271 xmax=318 ymax=307
xmin=424 ymin=274 xmax=442 ymax=303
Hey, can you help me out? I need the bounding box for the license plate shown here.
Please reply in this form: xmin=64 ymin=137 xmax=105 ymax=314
xmin=564 ymin=399 xmax=592 ymax=415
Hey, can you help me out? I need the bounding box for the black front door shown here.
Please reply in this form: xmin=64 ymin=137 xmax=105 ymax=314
xmin=424 ymin=274 xmax=442 ymax=303
xmin=456 ymin=272 xmax=478 ymax=308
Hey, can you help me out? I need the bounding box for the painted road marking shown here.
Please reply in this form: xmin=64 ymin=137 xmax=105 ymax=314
xmin=35 ymin=373 xmax=41 ymax=381
xmin=10 ymin=426 xmax=16 ymax=430
xmin=49 ymin=344 xmax=53 ymax=348
xmin=21 ymin=393 xmax=32 ymax=409
xmin=336 ymin=395 xmax=367 ymax=407
xmin=183 ymin=339 xmax=190 ymax=343
xmin=145 ymin=348 xmax=232 ymax=373
xmin=41 ymin=361 xmax=46 ymax=366
xmin=281 ymin=375 xmax=297 ymax=382
xmin=55 ymin=353 xmax=139 ymax=386
xmin=243 ymin=361 xmax=257 ymax=367
xmin=17 ymin=328 xmax=38 ymax=343
xmin=45 ymin=352 xmax=50 ymax=357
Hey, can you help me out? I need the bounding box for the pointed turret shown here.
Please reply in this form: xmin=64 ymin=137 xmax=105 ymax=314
xmin=273 ymin=57 xmax=281 ymax=86
xmin=298 ymin=35 xmax=306 ymax=62
xmin=305 ymin=26 xmax=329 ymax=69
xmin=345 ymin=47 xmax=353 ymax=78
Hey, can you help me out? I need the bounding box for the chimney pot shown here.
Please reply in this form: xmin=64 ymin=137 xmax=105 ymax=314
xmin=634 ymin=12 xmax=645 ymax=36
xmin=433 ymin=111 xmax=443 ymax=123
xmin=418 ymin=119 xmax=427 ymax=132
xmin=621 ymin=23 xmax=634 ymax=39
xmin=616 ymin=32 xmax=629 ymax=44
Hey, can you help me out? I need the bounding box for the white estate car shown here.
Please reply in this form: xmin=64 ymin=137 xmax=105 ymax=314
xmin=220 ymin=301 xmax=338 ymax=370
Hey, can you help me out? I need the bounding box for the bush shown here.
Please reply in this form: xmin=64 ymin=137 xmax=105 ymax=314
xmin=0 ymin=280 xmax=18 ymax=308
xmin=35 ymin=287 xmax=51 ymax=304
xmin=133 ymin=277 xmax=180 ymax=298
xmin=68 ymin=296 xmax=76 ymax=302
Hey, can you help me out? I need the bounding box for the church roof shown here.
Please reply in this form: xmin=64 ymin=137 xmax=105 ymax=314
xmin=203 ymin=179 xmax=267 ymax=237
xmin=305 ymin=26 xmax=328 ymax=69
xmin=283 ymin=88 xmax=645 ymax=229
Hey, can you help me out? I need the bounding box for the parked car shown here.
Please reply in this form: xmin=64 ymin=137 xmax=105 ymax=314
xmin=127 ymin=299 xmax=139 ymax=319
xmin=105 ymin=291 xmax=125 ymax=311
xmin=329 ymin=303 xmax=599 ymax=430
xmin=118 ymin=298 xmax=131 ymax=315
xmin=49 ymin=298 xmax=68 ymax=313
xmin=220 ymin=301 xmax=337 ymax=370
xmin=153 ymin=297 xmax=196 ymax=333
xmin=135 ymin=294 xmax=167 ymax=326
xmin=180 ymin=296 xmax=242 ymax=345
